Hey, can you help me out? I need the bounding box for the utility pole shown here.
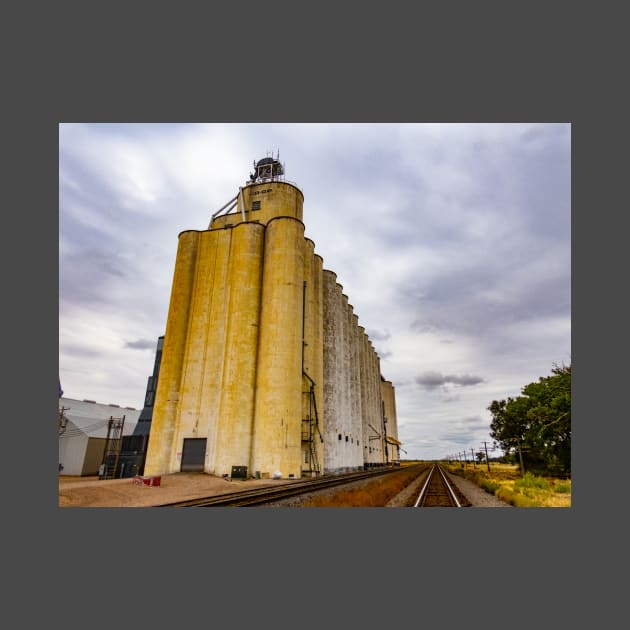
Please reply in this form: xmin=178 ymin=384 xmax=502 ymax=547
xmin=482 ymin=441 xmax=491 ymax=472
xmin=516 ymin=438 xmax=525 ymax=476
xmin=381 ymin=400 xmax=389 ymax=466
xmin=470 ymin=447 xmax=476 ymax=468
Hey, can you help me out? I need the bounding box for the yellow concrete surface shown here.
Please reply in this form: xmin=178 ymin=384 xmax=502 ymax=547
xmin=252 ymin=217 xmax=306 ymax=479
xmin=214 ymin=222 xmax=264 ymax=477
xmin=144 ymin=231 xmax=200 ymax=476
xmin=193 ymin=228 xmax=232 ymax=472
xmin=144 ymin=174 xmax=400 ymax=479
xmin=211 ymin=181 xmax=303 ymax=228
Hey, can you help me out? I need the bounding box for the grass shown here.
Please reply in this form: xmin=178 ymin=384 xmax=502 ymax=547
xmin=302 ymin=464 xmax=426 ymax=507
xmin=446 ymin=462 xmax=571 ymax=508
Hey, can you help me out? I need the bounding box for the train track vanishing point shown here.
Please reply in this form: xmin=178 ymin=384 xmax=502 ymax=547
xmin=413 ymin=464 xmax=471 ymax=507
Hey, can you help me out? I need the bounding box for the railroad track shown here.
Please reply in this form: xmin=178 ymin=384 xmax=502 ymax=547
xmin=413 ymin=464 xmax=471 ymax=507
xmin=157 ymin=466 xmax=411 ymax=507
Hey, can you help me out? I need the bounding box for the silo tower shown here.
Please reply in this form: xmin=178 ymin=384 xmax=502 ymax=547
xmin=210 ymin=152 xmax=303 ymax=228
xmin=144 ymin=154 xmax=322 ymax=480
xmin=143 ymin=153 xmax=399 ymax=480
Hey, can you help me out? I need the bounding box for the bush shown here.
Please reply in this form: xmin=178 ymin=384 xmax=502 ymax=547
xmin=514 ymin=472 xmax=552 ymax=492
xmin=481 ymin=479 xmax=501 ymax=494
xmin=510 ymin=493 xmax=538 ymax=508
xmin=553 ymin=480 xmax=571 ymax=493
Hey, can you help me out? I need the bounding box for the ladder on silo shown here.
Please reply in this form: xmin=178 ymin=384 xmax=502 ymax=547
xmin=302 ymin=379 xmax=323 ymax=476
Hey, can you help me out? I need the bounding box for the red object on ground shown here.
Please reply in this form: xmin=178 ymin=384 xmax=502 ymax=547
xmin=133 ymin=475 xmax=161 ymax=487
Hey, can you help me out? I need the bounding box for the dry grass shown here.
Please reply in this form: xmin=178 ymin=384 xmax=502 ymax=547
xmin=302 ymin=464 xmax=425 ymax=507
xmin=446 ymin=463 xmax=571 ymax=508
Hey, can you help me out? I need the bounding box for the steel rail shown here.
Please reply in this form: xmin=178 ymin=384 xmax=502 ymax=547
xmin=436 ymin=464 xmax=462 ymax=507
xmin=413 ymin=464 xmax=462 ymax=507
xmin=413 ymin=466 xmax=435 ymax=507
xmin=157 ymin=466 xmax=406 ymax=507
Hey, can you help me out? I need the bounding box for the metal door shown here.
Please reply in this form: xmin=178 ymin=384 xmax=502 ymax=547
xmin=180 ymin=438 xmax=206 ymax=472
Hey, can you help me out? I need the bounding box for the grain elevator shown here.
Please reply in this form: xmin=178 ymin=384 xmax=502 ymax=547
xmin=143 ymin=155 xmax=400 ymax=479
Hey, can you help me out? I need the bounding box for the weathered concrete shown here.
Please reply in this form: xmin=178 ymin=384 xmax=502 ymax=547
xmin=350 ymin=312 xmax=363 ymax=469
xmin=322 ymin=270 xmax=339 ymax=472
xmin=212 ymin=181 xmax=304 ymax=228
xmin=145 ymin=173 xmax=400 ymax=479
xmin=251 ymin=217 xmax=305 ymax=479
xmin=197 ymin=228 xmax=232 ymax=472
xmin=311 ymin=253 xmax=325 ymax=473
xmin=144 ymin=231 xmax=199 ymax=476
xmin=214 ymin=222 xmax=264 ymax=476
xmin=381 ymin=379 xmax=399 ymax=464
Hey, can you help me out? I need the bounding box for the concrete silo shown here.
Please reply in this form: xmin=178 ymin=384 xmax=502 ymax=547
xmin=144 ymin=154 xmax=400 ymax=479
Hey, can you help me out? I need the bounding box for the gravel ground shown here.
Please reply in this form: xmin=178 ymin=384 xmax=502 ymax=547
xmin=59 ymin=467 xmax=512 ymax=508
xmin=385 ymin=469 xmax=430 ymax=506
xmin=443 ymin=470 xmax=513 ymax=507
xmin=386 ymin=468 xmax=513 ymax=507
xmin=265 ymin=467 xmax=513 ymax=507
xmin=58 ymin=473 xmax=298 ymax=507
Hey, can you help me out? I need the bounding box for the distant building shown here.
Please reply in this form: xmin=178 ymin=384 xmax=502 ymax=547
xmin=58 ymin=398 xmax=140 ymax=476
xmin=116 ymin=335 xmax=164 ymax=477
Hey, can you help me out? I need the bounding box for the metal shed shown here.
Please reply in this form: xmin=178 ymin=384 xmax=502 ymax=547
xmin=58 ymin=398 xmax=140 ymax=476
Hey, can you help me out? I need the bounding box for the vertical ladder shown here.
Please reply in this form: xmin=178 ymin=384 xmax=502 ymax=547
xmin=100 ymin=415 xmax=125 ymax=479
xmin=302 ymin=384 xmax=322 ymax=476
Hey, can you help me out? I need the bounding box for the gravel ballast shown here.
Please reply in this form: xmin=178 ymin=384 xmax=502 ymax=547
xmin=265 ymin=467 xmax=513 ymax=507
xmin=442 ymin=470 xmax=512 ymax=507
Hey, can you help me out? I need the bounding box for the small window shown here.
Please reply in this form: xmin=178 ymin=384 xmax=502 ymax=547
xmin=338 ymin=434 xmax=342 ymax=440
xmin=345 ymin=436 xmax=349 ymax=442
xmin=252 ymin=201 xmax=261 ymax=211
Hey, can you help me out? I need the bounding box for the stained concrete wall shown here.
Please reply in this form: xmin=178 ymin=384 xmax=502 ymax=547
xmin=311 ymin=253 xmax=325 ymax=473
xmin=145 ymin=178 xmax=399 ymax=479
xmin=251 ymin=217 xmax=305 ymax=479
xmin=350 ymin=312 xmax=363 ymax=469
xmin=321 ymin=272 xmax=390 ymax=473
xmin=170 ymin=227 xmax=232 ymax=473
xmin=364 ymin=339 xmax=384 ymax=467
xmin=144 ymin=230 xmax=199 ymax=476
xmin=322 ymin=270 xmax=340 ymax=472
xmin=301 ymin=240 xmax=325 ymax=476
xmin=381 ymin=379 xmax=399 ymax=463
xmin=212 ymin=181 xmax=304 ymax=229
xmin=214 ymin=222 xmax=264 ymax=475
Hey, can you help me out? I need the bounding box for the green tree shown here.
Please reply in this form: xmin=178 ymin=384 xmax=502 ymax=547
xmin=488 ymin=364 xmax=571 ymax=476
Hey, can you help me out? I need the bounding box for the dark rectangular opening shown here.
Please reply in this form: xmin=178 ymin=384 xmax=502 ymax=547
xmin=180 ymin=438 xmax=206 ymax=472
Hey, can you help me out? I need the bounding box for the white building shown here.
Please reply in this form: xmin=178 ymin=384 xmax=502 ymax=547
xmin=58 ymin=398 xmax=140 ymax=476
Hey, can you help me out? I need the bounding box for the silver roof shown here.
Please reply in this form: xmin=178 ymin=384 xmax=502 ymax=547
xmin=58 ymin=397 xmax=140 ymax=439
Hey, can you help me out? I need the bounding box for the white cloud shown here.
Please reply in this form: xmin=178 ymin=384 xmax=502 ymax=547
xmin=59 ymin=122 xmax=571 ymax=459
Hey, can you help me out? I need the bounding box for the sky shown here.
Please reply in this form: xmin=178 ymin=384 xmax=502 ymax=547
xmin=59 ymin=123 xmax=571 ymax=461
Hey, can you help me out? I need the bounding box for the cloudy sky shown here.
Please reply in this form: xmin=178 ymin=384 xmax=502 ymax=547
xmin=59 ymin=123 xmax=571 ymax=461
